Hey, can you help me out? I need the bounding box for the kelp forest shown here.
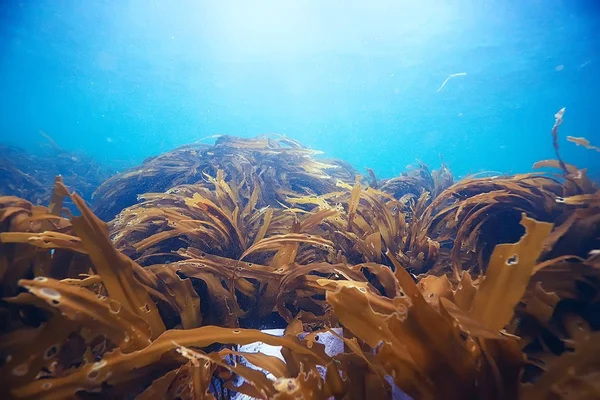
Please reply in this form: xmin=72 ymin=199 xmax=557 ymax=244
xmin=1 ymin=109 xmax=599 ymax=400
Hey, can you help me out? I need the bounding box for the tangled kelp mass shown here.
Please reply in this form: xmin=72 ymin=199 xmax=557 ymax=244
xmin=92 ymin=135 xmax=358 ymax=221
xmin=1 ymin=134 xmax=600 ymax=400
xmin=0 ymin=135 xmax=114 ymax=208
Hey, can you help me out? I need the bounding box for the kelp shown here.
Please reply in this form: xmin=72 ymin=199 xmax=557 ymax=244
xmin=567 ymin=136 xmax=600 ymax=152
xmin=92 ymin=135 xmax=359 ymax=221
xmin=1 ymin=127 xmax=600 ymax=399
xmin=380 ymin=162 xmax=453 ymax=202
xmin=0 ymin=135 xmax=113 ymax=208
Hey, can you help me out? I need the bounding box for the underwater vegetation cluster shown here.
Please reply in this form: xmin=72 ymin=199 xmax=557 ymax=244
xmin=0 ymin=132 xmax=114 ymax=208
xmin=0 ymin=116 xmax=599 ymax=399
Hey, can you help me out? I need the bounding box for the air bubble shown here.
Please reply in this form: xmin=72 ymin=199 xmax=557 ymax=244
xmin=41 ymin=382 xmax=52 ymax=390
xmin=232 ymin=329 xmax=241 ymax=334
xmin=34 ymin=277 xmax=48 ymax=282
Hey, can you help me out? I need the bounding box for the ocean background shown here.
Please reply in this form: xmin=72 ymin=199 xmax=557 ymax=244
xmin=0 ymin=0 xmax=598 ymax=180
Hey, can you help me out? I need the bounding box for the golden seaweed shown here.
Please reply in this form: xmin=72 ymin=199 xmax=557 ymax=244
xmin=1 ymin=132 xmax=599 ymax=399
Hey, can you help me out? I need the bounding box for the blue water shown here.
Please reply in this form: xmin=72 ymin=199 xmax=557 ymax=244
xmin=1 ymin=0 xmax=598 ymax=179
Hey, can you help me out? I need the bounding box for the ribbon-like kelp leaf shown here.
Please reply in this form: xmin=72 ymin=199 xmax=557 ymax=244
xmin=0 ymin=231 xmax=85 ymax=254
xmin=347 ymin=176 xmax=362 ymax=230
xmin=557 ymin=192 xmax=600 ymax=206
xmin=252 ymin=207 xmax=274 ymax=246
xmin=18 ymin=276 xmax=152 ymax=352
xmin=239 ymin=233 xmax=334 ymax=260
xmin=57 ymin=181 xmax=166 ymax=338
xmin=566 ymin=135 xmax=600 ymax=152
xmin=469 ymin=213 xmax=553 ymax=331
xmin=10 ymin=326 xmax=330 ymax=399
xmin=184 ymin=193 xmax=245 ymax=254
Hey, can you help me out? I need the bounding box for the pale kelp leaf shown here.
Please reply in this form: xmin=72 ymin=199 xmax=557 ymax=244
xmin=469 ymin=213 xmax=553 ymax=331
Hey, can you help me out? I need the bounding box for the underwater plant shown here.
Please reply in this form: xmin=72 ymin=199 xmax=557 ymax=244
xmin=0 ymin=134 xmax=114 ymax=209
xmin=1 ymin=130 xmax=599 ymax=399
xmin=91 ymin=135 xmax=358 ymax=221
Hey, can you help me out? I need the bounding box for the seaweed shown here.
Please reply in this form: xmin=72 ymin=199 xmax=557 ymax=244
xmin=0 ymin=135 xmax=114 ymax=208
xmin=92 ymin=135 xmax=358 ymax=221
xmin=1 ymin=126 xmax=599 ymax=399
